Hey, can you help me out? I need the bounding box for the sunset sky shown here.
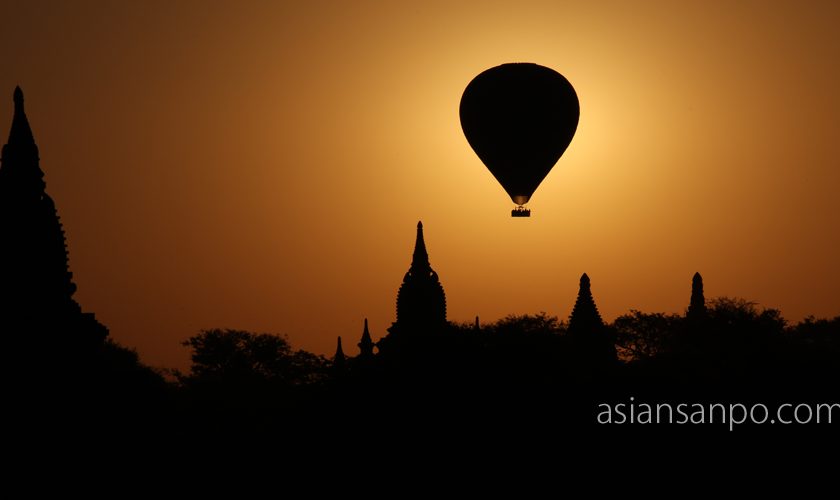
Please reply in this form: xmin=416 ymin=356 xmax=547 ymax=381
xmin=1 ymin=1 xmax=838 ymax=369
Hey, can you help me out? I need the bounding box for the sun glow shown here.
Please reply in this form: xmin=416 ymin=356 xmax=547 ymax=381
xmin=2 ymin=1 xmax=839 ymax=369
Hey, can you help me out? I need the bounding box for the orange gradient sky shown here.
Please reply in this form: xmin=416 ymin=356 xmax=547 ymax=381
xmin=1 ymin=1 xmax=839 ymax=369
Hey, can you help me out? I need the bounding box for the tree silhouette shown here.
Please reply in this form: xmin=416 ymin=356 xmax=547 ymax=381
xmin=790 ymin=316 xmax=840 ymax=352
xmin=705 ymin=297 xmax=785 ymax=360
xmin=613 ymin=310 xmax=682 ymax=361
xmin=474 ymin=312 xmax=569 ymax=386
xmin=497 ymin=312 xmax=562 ymax=334
xmin=179 ymin=329 xmax=329 ymax=388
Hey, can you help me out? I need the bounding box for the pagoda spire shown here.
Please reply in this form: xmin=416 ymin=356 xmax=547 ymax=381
xmin=333 ymin=336 xmax=346 ymax=368
xmin=687 ymin=272 xmax=707 ymax=320
xmin=0 ymin=87 xmax=107 ymax=345
xmin=567 ymin=273 xmax=615 ymax=364
xmin=1 ymin=86 xmax=44 ymax=194
xmin=358 ymin=318 xmax=375 ymax=359
xmin=0 ymin=86 xmax=74 ymax=315
xmin=394 ymin=220 xmax=446 ymax=327
xmin=568 ymin=273 xmax=603 ymax=332
xmin=8 ymin=86 xmax=35 ymax=146
xmin=410 ymin=221 xmax=430 ymax=272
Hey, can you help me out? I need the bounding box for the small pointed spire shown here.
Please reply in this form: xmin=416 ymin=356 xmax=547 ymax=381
xmin=474 ymin=315 xmax=480 ymax=330
xmin=580 ymin=273 xmax=590 ymax=290
xmin=358 ymin=318 xmax=375 ymax=359
xmin=568 ymin=272 xmax=615 ymax=363
xmin=687 ymin=272 xmax=707 ymax=319
xmin=334 ymin=336 xmax=346 ymax=366
xmin=411 ymin=220 xmax=429 ymax=269
xmin=6 ymin=86 xmax=35 ymax=147
xmin=569 ymin=272 xmax=603 ymax=332
xmin=13 ymin=86 xmax=23 ymax=109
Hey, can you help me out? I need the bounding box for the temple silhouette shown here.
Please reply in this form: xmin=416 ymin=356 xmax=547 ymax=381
xmin=394 ymin=221 xmax=447 ymax=328
xmin=374 ymin=221 xmax=448 ymax=359
xmin=1 ymin=88 xmax=107 ymax=360
xmin=337 ymin=220 xmax=619 ymax=373
xmin=4 ymin=88 xmax=838 ymax=445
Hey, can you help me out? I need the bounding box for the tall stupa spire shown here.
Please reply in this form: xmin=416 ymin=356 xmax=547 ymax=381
xmin=394 ymin=220 xmax=446 ymax=327
xmin=567 ymin=273 xmax=615 ymax=364
xmin=0 ymin=87 xmax=106 ymax=345
xmin=1 ymin=86 xmax=42 ymax=194
xmin=411 ymin=221 xmax=430 ymax=271
xmin=687 ymin=272 xmax=707 ymax=320
xmin=334 ymin=336 xmax=346 ymax=367
xmin=8 ymin=85 xmax=34 ymax=146
xmin=568 ymin=273 xmax=603 ymax=332
xmin=13 ymin=85 xmax=23 ymax=107
xmin=358 ymin=318 xmax=375 ymax=359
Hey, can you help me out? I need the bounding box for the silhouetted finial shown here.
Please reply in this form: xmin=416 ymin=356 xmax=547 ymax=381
xmin=13 ymin=86 xmax=23 ymax=109
xmin=580 ymin=273 xmax=590 ymax=290
xmin=358 ymin=318 xmax=375 ymax=359
xmin=687 ymin=272 xmax=707 ymax=320
xmin=6 ymin=85 xmax=35 ymax=147
xmin=412 ymin=220 xmax=429 ymax=269
xmin=0 ymin=85 xmax=105 ymax=343
xmin=334 ymin=336 xmax=346 ymax=366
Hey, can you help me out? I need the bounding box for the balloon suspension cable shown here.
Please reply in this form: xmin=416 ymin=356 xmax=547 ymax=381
xmin=511 ymin=205 xmax=531 ymax=217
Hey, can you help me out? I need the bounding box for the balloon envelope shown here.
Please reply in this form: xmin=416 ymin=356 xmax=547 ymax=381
xmin=460 ymin=63 xmax=579 ymax=206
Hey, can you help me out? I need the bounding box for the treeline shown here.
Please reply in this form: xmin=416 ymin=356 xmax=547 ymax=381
xmin=94 ymin=296 xmax=840 ymax=399
xmin=12 ymin=295 xmax=839 ymax=447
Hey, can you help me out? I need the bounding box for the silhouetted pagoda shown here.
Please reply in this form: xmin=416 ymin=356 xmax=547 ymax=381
xmin=568 ymin=273 xmax=616 ymax=365
xmin=0 ymin=87 xmax=106 ymax=347
xmin=378 ymin=221 xmax=447 ymax=356
xmin=686 ymin=272 xmax=706 ymax=320
xmin=357 ymin=318 xmax=375 ymax=361
xmin=395 ymin=221 xmax=447 ymax=328
xmin=568 ymin=273 xmax=602 ymax=333
xmin=333 ymin=336 xmax=346 ymax=371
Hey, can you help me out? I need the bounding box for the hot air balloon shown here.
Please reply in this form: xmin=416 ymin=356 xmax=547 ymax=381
xmin=460 ymin=63 xmax=579 ymax=217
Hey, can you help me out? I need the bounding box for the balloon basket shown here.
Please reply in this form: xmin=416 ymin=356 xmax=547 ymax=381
xmin=511 ymin=206 xmax=531 ymax=217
